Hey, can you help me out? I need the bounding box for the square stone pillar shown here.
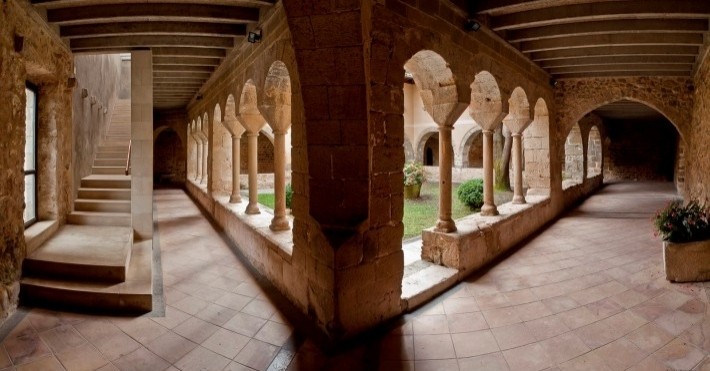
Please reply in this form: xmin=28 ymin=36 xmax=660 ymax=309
xmin=130 ymin=50 xmax=153 ymax=240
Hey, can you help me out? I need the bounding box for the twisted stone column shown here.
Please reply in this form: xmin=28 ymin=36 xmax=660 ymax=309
xmin=435 ymin=126 xmax=456 ymax=232
xmin=481 ymin=129 xmax=498 ymax=216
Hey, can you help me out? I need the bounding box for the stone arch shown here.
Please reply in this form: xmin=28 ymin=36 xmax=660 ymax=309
xmin=507 ymin=87 xmax=530 ymax=123
xmin=460 ymin=127 xmax=483 ymax=168
xmin=469 ymin=71 xmax=505 ymax=130
xmin=239 ymin=130 xmax=275 ymax=174
xmin=403 ymin=138 xmax=415 ymax=162
xmin=587 ymin=126 xmax=602 ymax=178
xmin=563 ymin=123 xmax=584 ymax=188
xmin=524 ymin=98 xmax=551 ymax=195
xmin=239 ymin=80 xmax=262 ymax=122
xmin=414 ymin=127 xmax=439 ymax=165
xmin=404 ymin=50 xmax=463 ymax=127
xmin=260 ymin=60 xmax=291 ymax=130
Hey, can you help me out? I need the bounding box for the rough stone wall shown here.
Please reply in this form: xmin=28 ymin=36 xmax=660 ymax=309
xmin=563 ymin=124 xmax=584 ymax=184
xmin=602 ymin=118 xmax=678 ymax=182
xmin=154 ymin=130 xmax=185 ymax=185
xmin=466 ymin=134 xmax=483 ymax=168
xmin=685 ymin=51 xmax=710 ymax=204
xmin=72 ymin=54 xmax=124 ymax=199
xmin=154 ymin=109 xmax=188 ymax=184
xmin=0 ymin=0 xmax=73 ymax=323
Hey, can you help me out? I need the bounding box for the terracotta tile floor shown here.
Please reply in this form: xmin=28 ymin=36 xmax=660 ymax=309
xmin=2 ymin=182 xmax=709 ymax=370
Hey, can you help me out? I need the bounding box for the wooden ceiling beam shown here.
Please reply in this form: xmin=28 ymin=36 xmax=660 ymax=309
xmin=47 ymin=4 xmax=260 ymax=25
xmin=529 ymin=45 xmax=699 ymax=61
xmin=507 ymin=19 xmax=708 ymax=43
xmin=153 ymin=56 xmax=221 ymax=66
xmin=538 ymin=55 xmax=698 ymax=68
xmin=33 ymin=0 xmax=275 ymax=8
xmin=554 ymin=70 xmax=690 ymax=79
xmin=492 ymin=0 xmax=710 ymax=31
xmin=61 ymin=22 xmax=246 ymax=38
xmin=153 ymin=65 xmax=215 ymax=73
xmin=70 ymin=35 xmax=234 ymax=50
xmin=152 ymin=47 xmax=226 ymax=58
xmin=521 ymin=33 xmax=703 ymax=53
xmin=548 ymin=63 xmax=693 ymax=75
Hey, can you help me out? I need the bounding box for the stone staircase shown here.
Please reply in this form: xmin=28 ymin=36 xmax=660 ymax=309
xmin=21 ymin=100 xmax=152 ymax=312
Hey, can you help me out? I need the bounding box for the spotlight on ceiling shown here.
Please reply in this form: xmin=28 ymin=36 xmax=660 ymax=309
xmin=247 ymin=29 xmax=262 ymax=44
xmin=464 ymin=19 xmax=481 ymax=32
xmin=549 ymin=78 xmax=558 ymax=88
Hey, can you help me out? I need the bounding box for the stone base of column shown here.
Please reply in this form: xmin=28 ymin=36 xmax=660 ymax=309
xmin=229 ymin=194 xmax=242 ymax=203
xmin=512 ymin=195 xmax=526 ymax=204
xmin=435 ymin=219 xmax=457 ymax=233
xmin=481 ymin=204 xmax=499 ymax=216
xmin=269 ymin=216 xmax=290 ymax=231
xmin=245 ymin=203 xmax=260 ymax=214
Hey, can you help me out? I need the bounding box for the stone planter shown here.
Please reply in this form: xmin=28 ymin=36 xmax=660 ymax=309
xmin=663 ymin=240 xmax=710 ymax=282
xmin=404 ymin=183 xmax=421 ymax=199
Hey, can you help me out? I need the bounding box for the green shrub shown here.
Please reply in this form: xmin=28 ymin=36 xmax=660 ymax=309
xmin=457 ymin=179 xmax=484 ymax=210
xmin=285 ymin=183 xmax=293 ymax=209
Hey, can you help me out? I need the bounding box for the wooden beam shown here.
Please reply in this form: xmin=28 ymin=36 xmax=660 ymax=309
xmin=554 ymin=71 xmax=690 ymax=79
xmin=538 ymin=55 xmax=698 ymax=69
xmin=154 ymin=71 xmax=212 ymax=79
xmin=152 ymin=47 xmax=226 ymax=58
xmin=521 ymin=33 xmax=704 ymax=53
xmin=529 ymin=45 xmax=699 ymax=61
xmin=47 ymin=4 xmax=260 ymax=25
xmin=548 ymin=63 xmax=693 ymax=75
xmin=153 ymin=65 xmax=215 ymax=73
xmin=153 ymin=56 xmax=221 ymax=66
xmin=33 ymin=0 xmax=275 ymax=8
xmin=491 ymin=0 xmax=710 ymax=31
xmin=507 ymin=19 xmax=708 ymax=43
xmin=60 ymin=22 xmax=246 ymax=38
xmin=70 ymin=35 xmax=234 ymax=50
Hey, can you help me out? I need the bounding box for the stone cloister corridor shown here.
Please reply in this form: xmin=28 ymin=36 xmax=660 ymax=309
xmin=0 ymin=182 xmax=707 ymax=370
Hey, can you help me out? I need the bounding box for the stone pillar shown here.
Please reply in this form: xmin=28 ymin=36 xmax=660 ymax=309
xmin=512 ymin=133 xmax=525 ymax=204
xmin=200 ymin=131 xmax=208 ymax=185
xmin=270 ymin=129 xmax=289 ymax=230
xmin=245 ymin=132 xmax=260 ymax=214
xmin=229 ymin=135 xmax=242 ymax=203
xmin=130 ymin=50 xmax=153 ymax=240
xmin=481 ymin=129 xmax=498 ymax=216
xmin=435 ymin=126 xmax=456 ymax=232
xmin=195 ymin=136 xmax=203 ymax=183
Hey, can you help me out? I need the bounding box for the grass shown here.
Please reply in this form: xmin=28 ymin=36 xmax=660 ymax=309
xmin=257 ymin=181 xmax=513 ymax=240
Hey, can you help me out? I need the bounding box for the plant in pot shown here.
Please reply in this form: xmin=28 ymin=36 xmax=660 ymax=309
xmin=403 ymin=161 xmax=425 ymax=199
xmin=653 ymin=200 xmax=710 ymax=282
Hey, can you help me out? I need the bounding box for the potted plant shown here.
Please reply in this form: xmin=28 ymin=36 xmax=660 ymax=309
xmin=403 ymin=161 xmax=425 ymax=199
xmin=653 ymin=200 xmax=710 ymax=282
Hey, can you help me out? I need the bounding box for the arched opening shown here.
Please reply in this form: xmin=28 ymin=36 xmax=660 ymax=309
xmin=201 ymin=113 xmax=210 ymax=186
xmin=239 ymin=79 xmax=267 ymax=215
xmin=563 ymin=123 xmax=584 ymax=188
xmin=461 ymin=129 xmax=483 ymax=168
xmin=211 ymin=104 xmax=232 ymax=196
xmin=187 ymin=120 xmax=197 ymax=182
xmin=423 ymin=134 xmax=438 ymax=166
xmin=224 ymin=94 xmax=245 ymax=203
xmin=575 ymin=99 xmax=682 ymax=185
xmin=587 ymin=126 xmax=602 ymax=178
xmin=154 ymin=127 xmax=184 ymax=186
xmin=524 ymin=98 xmax=551 ymax=196
xmin=239 ymin=131 xmax=275 ymax=174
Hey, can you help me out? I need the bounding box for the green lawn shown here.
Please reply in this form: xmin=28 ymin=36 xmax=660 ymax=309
xmin=257 ymin=181 xmax=513 ymax=240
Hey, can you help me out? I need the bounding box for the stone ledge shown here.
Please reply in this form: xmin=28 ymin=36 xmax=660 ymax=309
xmin=401 ymin=261 xmax=458 ymax=311
xmin=24 ymin=220 xmax=59 ymax=256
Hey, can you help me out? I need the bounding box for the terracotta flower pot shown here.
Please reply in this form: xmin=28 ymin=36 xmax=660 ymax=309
xmin=663 ymin=240 xmax=710 ymax=282
xmin=404 ymin=183 xmax=421 ymax=199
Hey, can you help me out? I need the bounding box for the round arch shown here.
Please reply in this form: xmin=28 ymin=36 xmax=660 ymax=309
xmin=414 ymin=127 xmax=439 ymax=164
xmin=587 ymin=126 xmax=602 ymax=178
xmin=459 ymin=126 xmax=483 ymax=168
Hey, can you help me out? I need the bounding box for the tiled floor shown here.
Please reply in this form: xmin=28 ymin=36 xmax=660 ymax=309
xmin=2 ymin=182 xmax=709 ymax=370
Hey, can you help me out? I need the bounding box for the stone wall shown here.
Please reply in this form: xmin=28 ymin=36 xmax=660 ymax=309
xmin=154 ymin=109 xmax=188 ymax=185
xmin=0 ymin=0 xmax=73 ymax=323
xmin=72 ymin=54 xmax=124 ymax=199
xmin=603 ymin=118 xmax=678 ymax=182
xmin=685 ymin=50 xmax=710 ymax=204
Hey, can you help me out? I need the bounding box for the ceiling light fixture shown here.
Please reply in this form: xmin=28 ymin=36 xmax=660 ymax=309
xmin=247 ymin=29 xmax=262 ymax=44
xmin=464 ymin=19 xmax=481 ymax=32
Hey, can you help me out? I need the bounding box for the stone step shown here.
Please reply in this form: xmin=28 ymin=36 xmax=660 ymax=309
xmin=22 ymin=225 xmax=132 ymax=282
xmin=99 ymin=145 xmax=129 ymax=152
xmin=80 ymin=175 xmax=130 ymax=189
xmin=78 ymin=187 xmax=131 ymax=200
xmin=67 ymin=211 xmax=131 ymax=226
xmin=75 ymin=199 xmax=130 ymax=213
xmin=94 ymin=158 xmax=125 ymax=167
xmin=96 ymin=152 xmax=127 ymax=160
xmin=20 ymin=240 xmax=152 ymax=313
xmin=92 ymin=166 xmax=126 ymax=175
xmin=400 ymin=262 xmax=458 ymax=312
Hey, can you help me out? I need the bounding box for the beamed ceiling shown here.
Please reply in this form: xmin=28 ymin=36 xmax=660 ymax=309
xmin=461 ymin=0 xmax=710 ymax=80
xmin=31 ymin=0 xmax=275 ymax=109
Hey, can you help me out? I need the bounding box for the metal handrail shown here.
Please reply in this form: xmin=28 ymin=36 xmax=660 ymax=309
xmin=125 ymin=140 xmax=132 ymax=175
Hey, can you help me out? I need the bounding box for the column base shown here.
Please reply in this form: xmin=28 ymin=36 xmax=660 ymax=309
xmin=480 ymin=204 xmax=499 ymax=216
xmin=245 ymin=203 xmax=261 ymax=215
xmin=269 ymin=216 xmax=290 ymax=231
xmin=512 ymin=195 xmax=526 ymax=204
xmin=229 ymin=194 xmax=242 ymax=203
xmin=435 ymin=219 xmax=457 ymax=233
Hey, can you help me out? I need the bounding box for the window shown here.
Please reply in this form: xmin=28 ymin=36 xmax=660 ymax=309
xmin=24 ymin=84 xmax=37 ymax=227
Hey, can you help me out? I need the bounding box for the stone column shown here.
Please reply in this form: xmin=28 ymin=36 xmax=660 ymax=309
xmin=200 ymin=130 xmax=208 ymax=185
xmin=229 ymin=135 xmax=242 ymax=203
xmin=435 ymin=126 xmax=456 ymax=232
xmin=130 ymin=50 xmax=153 ymax=240
xmin=270 ymin=129 xmax=289 ymax=230
xmin=245 ymin=132 xmax=260 ymax=214
xmin=481 ymin=129 xmax=498 ymax=216
xmin=195 ymin=136 xmax=203 ymax=183
xmin=511 ymin=133 xmax=525 ymax=204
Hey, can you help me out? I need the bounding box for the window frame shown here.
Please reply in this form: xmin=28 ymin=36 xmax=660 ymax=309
xmin=24 ymin=82 xmax=38 ymax=228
